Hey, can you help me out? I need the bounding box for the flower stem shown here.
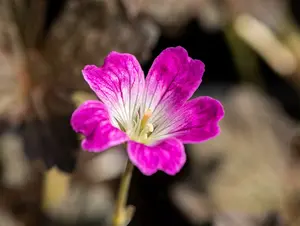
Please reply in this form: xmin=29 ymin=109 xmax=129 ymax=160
xmin=112 ymin=159 xmax=135 ymax=226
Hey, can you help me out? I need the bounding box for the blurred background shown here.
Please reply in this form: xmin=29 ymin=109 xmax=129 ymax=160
xmin=1 ymin=0 xmax=300 ymax=225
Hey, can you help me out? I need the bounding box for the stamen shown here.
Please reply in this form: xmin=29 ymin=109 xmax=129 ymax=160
xmin=141 ymin=109 xmax=152 ymax=129
xmin=139 ymin=123 xmax=154 ymax=143
xmin=147 ymin=123 xmax=154 ymax=133
xmin=130 ymin=109 xmax=154 ymax=144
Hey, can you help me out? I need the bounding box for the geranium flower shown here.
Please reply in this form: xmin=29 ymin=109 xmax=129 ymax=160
xmin=71 ymin=47 xmax=224 ymax=175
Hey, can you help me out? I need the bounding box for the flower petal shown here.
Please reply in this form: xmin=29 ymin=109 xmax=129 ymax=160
xmin=82 ymin=52 xmax=145 ymax=130
xmin=156 ymin=138 xmax=186 ymax=175
xmin=142 ymin=46 xmax=205 ymax=127
xmin=172 ymin=96 xmax=224 ymax=143
xmin=127 ymin=138 xmax=186 ymax=176
xmin=127 ymin=141 xmax=159 ymax=175
xmin=71 ymin=100 xmax=128 ymax=152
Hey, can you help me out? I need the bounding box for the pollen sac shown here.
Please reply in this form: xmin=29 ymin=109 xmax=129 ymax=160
xmin=146 ymin=123 xmax=154 ymax=133
xmin=141 ymin=109 xmax=152 ymax=129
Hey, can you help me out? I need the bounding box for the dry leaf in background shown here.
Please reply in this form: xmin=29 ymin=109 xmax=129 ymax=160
xmin=214 ymin=212 xmax=283 ymax=226
xmin=281 ymin=132 xmax=300 ymax=226
xmin=122 ymin=0 xmax=300 ymax=83
xmin=0 ymin=133 xmax=31 ymax=189
xmin=120 ymin=0 xmax=287 ymax=34
xmin=121 ymin=0 xmax=205 ymax=34
xmin=0 ymin=209 xmax=24 ymax=226
xmin=0 ymin=133 xmax=43 ymax=226
xmin=0 ymin=0 xmax=159 ymax=172
xmin=43 ymin=147 xmax=127 ymax=224
xmin=171 ymin=85 xmax=296 ymax=225
xmin=44 ymin=0 xmax=160 ymax=93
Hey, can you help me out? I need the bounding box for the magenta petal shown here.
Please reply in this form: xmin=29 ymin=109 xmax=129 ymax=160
xmin=127 ymin=141 xmax=159 ymax=175
xmin=174 ymin=96 xmax=224 ymax=143
xmin=82 ymin=52 xmax=145 ymax=128
xmin=127 ymin=138 xmax=186 ymax=176
xmin=71 ymin=100 xmax=128 ymax=152
xmin=143 ymin=46 xmax=204 ymax=123
xmin=156 ymin=138 xmax=186 ymax=175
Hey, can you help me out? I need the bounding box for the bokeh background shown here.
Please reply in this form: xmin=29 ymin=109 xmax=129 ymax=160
xmin=1 ymin=0 xmax=300 ymax=225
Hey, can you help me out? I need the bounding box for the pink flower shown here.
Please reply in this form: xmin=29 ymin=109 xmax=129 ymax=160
xmin=71 ymin=47 xmax=224 ymax=176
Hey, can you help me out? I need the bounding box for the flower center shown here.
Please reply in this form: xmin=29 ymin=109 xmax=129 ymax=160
xmin=128 ymin=109 xmax=154 ymax=144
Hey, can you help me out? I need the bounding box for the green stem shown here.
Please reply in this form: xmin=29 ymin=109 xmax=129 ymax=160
xmin=112 ymin=160 xmax=135 ymax=226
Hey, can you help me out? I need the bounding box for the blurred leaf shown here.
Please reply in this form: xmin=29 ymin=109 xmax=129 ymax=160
xmin=42 ymin=167 xmax=71 ymax=211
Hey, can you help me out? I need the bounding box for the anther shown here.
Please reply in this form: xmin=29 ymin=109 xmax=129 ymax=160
xmin=141 ymin=109 xmax=152 ymax=129
xmin=146 ymin=123 xmax=154 ymax=133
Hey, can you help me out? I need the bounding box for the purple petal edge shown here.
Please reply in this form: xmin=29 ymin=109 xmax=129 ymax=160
xmin=71 ymin=100 xmax=128 ymax=152
xmin=127 ymin=138 xmax=186 ymax=176
xmin=174 ymin=96 xmax=225 ymax=143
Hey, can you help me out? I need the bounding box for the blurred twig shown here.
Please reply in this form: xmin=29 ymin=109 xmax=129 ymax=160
xmin=224 ymin=23 xmax=263 ymax=86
